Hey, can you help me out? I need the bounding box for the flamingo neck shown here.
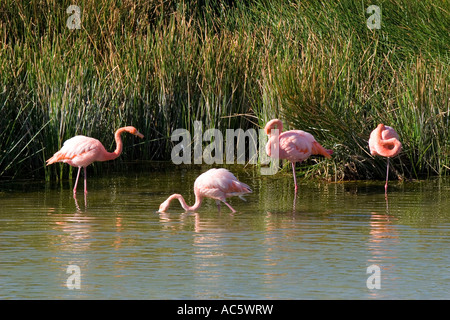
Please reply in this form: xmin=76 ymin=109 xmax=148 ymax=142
xmin=103 ymin=128 xmax=127 ymax=161
xmin=265 ymin=119 xmax=283 ymax=136
xmin=170 ymin=193 xmax=203 ymax=212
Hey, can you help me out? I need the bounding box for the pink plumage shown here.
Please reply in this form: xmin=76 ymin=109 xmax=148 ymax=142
xmin=264 ymin=119 xmax=333 ymax=192
xmin=159 ymin=168 xmax=252 ymax=213
xmin=47 ymin=135 xmax=108 ymax=168
xmin=368 ymin=124 xmax=402 ymax=158
xmin=368 ymin=123 xmax=402 ymax=194
xmin=46 ymin=126 xmax=144 ymax=194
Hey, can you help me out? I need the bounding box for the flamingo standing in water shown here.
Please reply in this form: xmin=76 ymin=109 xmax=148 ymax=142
xmin=46 ymin=126 xmax=144 ymax=194
xmin=264 ymin=119 xmax=333 ymax=192
xmin=158 ymin=168 xmax=252 ymax=213
xmin=368 ymin=123 xmax=402 ymax=194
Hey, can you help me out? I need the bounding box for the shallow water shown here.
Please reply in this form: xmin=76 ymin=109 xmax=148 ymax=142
xmin=0 ymin=165 xmax=449 ymax=299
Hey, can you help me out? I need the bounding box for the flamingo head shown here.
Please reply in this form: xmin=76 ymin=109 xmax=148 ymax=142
xmin=158 ymin=194 xmax=181 ymax=212
xmin=158 ymin=199 xmax=171 ymax=212
xmin=377 ymin=123 xmax=386 ymax=132
xmin=264 ymin=119 xmax=283 ymax=136
xmin=123 ymin=126 xmax=144 ymax=139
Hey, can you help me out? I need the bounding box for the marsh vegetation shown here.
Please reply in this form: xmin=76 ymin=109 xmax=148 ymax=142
xmin=0 ymin=0 xmax=448 ymax=181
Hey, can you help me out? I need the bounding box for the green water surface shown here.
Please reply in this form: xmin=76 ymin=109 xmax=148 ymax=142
xmin=0 ymin=165 xmax=449 ymax=299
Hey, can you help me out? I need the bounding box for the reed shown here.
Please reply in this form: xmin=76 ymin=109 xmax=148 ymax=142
xmin=0 ymin=0 xmax=448 ymax=181
xmin=263 ymin=0 xmax=450 ymax=180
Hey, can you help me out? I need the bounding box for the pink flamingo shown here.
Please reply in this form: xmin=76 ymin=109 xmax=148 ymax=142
xmin=368 ymin=123 xmax=402 ymax=194
xmin=264 ymin=119 xmax=333 ymax=192
xmin=158 ymin=168 xmax=252 ymax=213
xmin=46 ymin=126 xmax=144 ymax=194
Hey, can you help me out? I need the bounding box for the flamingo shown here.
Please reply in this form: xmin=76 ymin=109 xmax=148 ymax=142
xmin=158 ymin=168 xmax=252 ymax=213
xmin=264 ymin=119 xmax=333 ymax=192
xmin=46 ymin=126 xmax=144 ymax=194
xmin=368 ymin=123 xmax=402 ymax=194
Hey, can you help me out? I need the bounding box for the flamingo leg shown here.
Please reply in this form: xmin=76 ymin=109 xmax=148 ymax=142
xmin=223 ymin=201 xmax=237 ymax=213
xmin=293 ymin=191 xmax=297 ymax=211
xmin=73 ymin=167 xmax=82 ymax=194
xmin=385 ymin=158 xmax=390 ymax=195
xmin=84 ymin=167 xmax=88 ymax=194
xmin=292 ymin=162 xmax=298 ymax=192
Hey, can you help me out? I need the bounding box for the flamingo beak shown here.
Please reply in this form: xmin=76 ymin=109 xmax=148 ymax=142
xmin=158 ymin=206 xmax=167 ymax=213
xmin=136 ymin=131 xmax=144 ymax=139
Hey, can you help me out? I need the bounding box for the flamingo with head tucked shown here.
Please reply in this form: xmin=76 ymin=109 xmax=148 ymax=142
xmin=46 ymin=126 xmax=144 ymax=194
xmin=368 ymin=123 xmax=402 ymax=194
xmin=158 ymin=168 xmax=252 ymax=213
xmin=264 ymin=119 xmax=333 ymax=192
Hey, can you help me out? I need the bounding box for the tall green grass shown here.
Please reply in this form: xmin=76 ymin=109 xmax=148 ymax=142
xmin=253 ymin=1 xmax=449 ymax=180
xmin=0 ymin=0 xmax=448 ymax=181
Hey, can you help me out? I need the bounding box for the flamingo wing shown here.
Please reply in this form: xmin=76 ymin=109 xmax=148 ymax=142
xmin=280 ymin=130 xmax=332 ymax=161
xmin=194 ymin=168 xmax=252 ymax=200
xmin=383 ymin=126 xmax=400 ymax=141
xmin=278 ymin=131 xmax=313 ymax=162
xmin=46 ymin=135 xmax=104 ymax=166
